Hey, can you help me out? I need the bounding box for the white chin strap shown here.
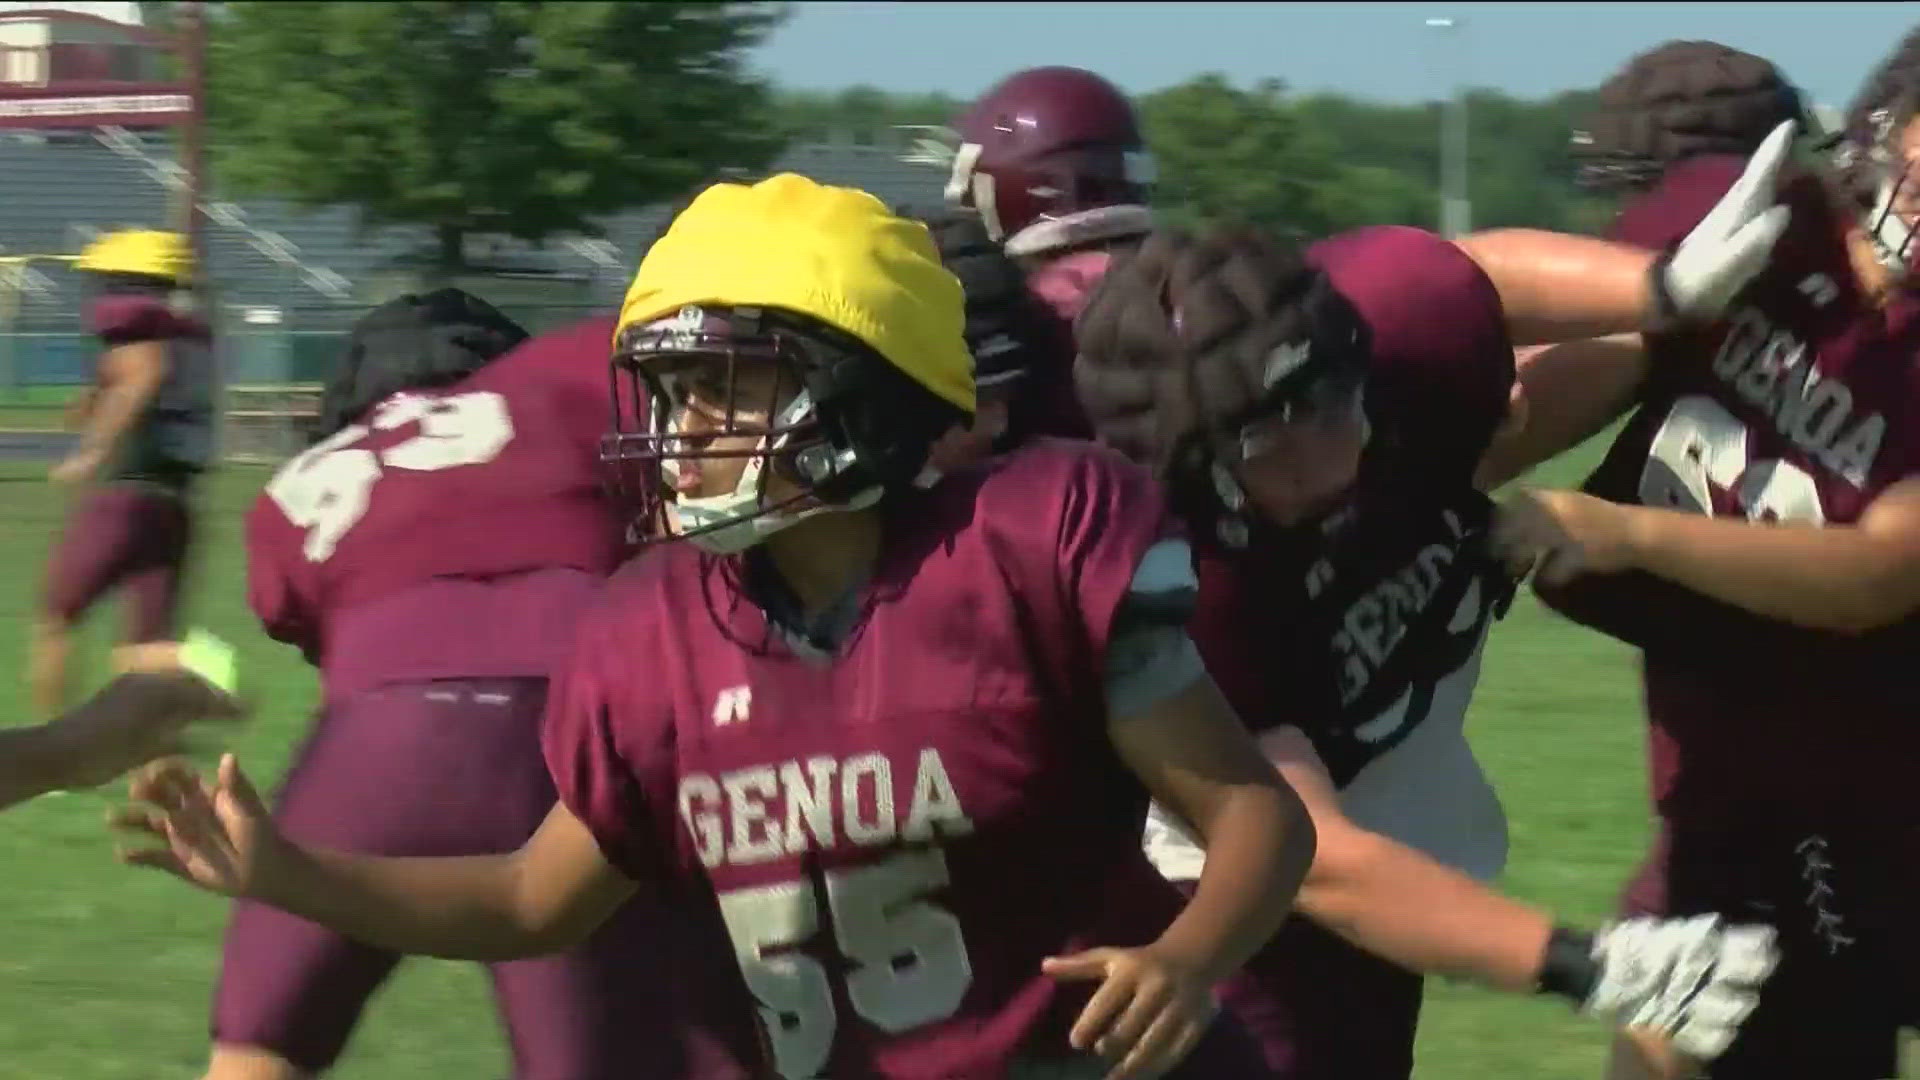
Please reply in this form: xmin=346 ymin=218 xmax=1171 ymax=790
xmin=666 ymin=391 xmax=883 ymax=555
xmin=1867 ymin=178 xmax=1917 ymax=280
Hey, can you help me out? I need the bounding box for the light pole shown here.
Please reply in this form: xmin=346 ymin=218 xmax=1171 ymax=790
xmin=1426 ymin=16 xmax=1470 ymax=238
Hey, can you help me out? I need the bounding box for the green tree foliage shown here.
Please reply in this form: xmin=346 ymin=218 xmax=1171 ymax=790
xmin=1139 ymin=75 xmax=1357 ymax=237
xmin=1143 ymin=75 xmax=1614 ymax=236
xmin=207 ymin=1 xmax=789 ymax=270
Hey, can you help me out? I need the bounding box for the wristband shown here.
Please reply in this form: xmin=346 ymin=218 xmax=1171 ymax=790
xmin=1536 ymin=924 xmax=1601 ymax=1005
xmin=1643 ymin=248 xmax=1685 ymax=337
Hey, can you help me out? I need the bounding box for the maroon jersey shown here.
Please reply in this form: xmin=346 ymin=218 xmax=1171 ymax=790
xmin=246 ymin=316 xmax=625 ymax=696
xmin=543 ymin=440 xmax=1234 ymax=1079
xmin=1186 ymin=227 xmax=1518 ymax=788
xmin=1539 ymin=156 xmax=1920 ymax=818
xmin=89 ymin=293 xmax=215 ymax=483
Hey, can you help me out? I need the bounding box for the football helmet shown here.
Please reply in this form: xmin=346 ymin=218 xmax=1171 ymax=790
xmin=603 ymin=174 xmax=972 ymax=554
xmin=75 ymin=229 xmax=192 ymax=284
xmin=1833 ymin=100 xmax=1920 ymax=281
xmin=1832 ymin=28 xmax=1920 ymax=280
xmin=315 ymin=288 xmax=528 ymax=440
xmin=1572 ymin=40 xmax=1806 ymax=192
xmin=905 ymin=66 xmax=1155 ymax=257
xmin=1074 ymin=227 xmax=1372 ymax=550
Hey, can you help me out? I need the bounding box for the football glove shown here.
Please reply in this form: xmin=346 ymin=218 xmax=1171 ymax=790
xmin=1659 ymin=119 xmax=1797 ymax=325
xmin=1581 ymin=914 xmax=1780 ymax=1061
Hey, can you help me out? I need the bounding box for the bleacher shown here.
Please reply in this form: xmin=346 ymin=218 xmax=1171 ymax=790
xmin=0 ymin=130 xmax=951 ymax=340
xmin=0 ymin=129 xmax=949 ymax=462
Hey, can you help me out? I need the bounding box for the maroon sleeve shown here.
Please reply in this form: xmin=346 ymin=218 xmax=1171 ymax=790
xmin=1311 ymin=226 xmax=1515 ymax=485
xmin=1608 ymin=156 xmax=1745 ymax=248
xmin=1052 ymin=444 xmax=1183 ymax=669
xmin=540 ymin=591 xmax=669 ymax=883
xmin=244 ymin=492 xmax=321 ymax=661
xmin=88 ymin=295 xmax=203 ymax=346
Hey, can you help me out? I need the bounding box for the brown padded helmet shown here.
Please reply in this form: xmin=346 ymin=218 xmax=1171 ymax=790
xmin=1574 ymin=40 xmax=1806 ymax=191
xmin=1072 ymin=227 xmax=1368 ymax=546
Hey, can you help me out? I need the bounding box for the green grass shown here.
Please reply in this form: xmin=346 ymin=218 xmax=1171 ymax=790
xmin=0 ymin=386 xmax=76 ymax=431
xmin=0 ymin=439 xmax=1675 ymax=1080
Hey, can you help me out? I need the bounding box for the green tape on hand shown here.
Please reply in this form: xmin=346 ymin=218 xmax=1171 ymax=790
xmin=176 ymin=629 xmax=238 ymax=697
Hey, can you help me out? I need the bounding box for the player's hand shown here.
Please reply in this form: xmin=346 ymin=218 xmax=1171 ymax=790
xmin=45 ymin=664 xmax=247 ymax=793
xmin=1663 ymin=119 xmax=1796 ymax=322
xmin=1492 ymin=488 xmax=1640 ymax=586
xmin=48 ymin=446 xmax=104 ymax=486
xmin=112 ymin=753 xmax=285 ymax=900
xmin=1583 ymin=915 xmax=1779 ymax=1062
xmin=1042 ymin=943 xmax=1218 ymax=1080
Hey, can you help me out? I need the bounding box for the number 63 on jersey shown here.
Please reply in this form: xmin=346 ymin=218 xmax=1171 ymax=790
xmin=266 ymin=391 xmax=516 ymax=562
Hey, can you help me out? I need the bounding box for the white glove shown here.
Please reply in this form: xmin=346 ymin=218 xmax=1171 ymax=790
xmin=1662 ymin=119 xmax=1799 ymax=322
xmin=1583 ymin=914 xmax=1780 ymax=1061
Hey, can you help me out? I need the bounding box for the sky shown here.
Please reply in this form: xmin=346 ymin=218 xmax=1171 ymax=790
xmin=5 ymin=1 xmax=1912 ymax=113
xmin=755 ymin=2 xmax=1920 ymax=110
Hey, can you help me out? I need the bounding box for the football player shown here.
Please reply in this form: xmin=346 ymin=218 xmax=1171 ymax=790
xmin=1490 ymin=28 xmax=1920 ymax=1080
xmin=928 ymin=63 xmax=1787 ymax=1078
xmin=906 ymin=65 xmax=1158 ymax=445
xmin=31 ymin=230 xmax=213 ymax=716
xmin=0 ymin=639 xmax=240 ymax=811
xmin=1482 ymin=39 xmax=1811 ymax=487
xmin=200 ymin=289 xmax=715 ymax=1080
xmin=114 ymin=174 xmax=1319 ymax=1080
xmin=1071 ymin=193 xmax=1793 ymax=1076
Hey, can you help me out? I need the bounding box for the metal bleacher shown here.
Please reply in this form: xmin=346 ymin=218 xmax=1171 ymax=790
xmin=0 ymin=131 xmax=951 ymax=332
xmin=0 ymin=129 xmax=950 ymax=462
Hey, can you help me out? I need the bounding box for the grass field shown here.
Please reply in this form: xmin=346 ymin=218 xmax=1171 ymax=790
xmin=0 ymin=438 xmax=1694 ymax=1080
xmin=0 ymin=386 xmax=73 ymax=431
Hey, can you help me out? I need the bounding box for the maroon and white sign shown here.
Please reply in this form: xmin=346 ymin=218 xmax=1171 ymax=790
xmin=0 ymin=87 xmax=188 ymax=128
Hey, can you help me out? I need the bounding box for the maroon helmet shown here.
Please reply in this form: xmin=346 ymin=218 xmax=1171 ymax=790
xmin=913 ymin=66 xmax=1156 ymax=257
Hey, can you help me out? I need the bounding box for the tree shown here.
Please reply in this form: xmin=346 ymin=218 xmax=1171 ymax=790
xmin=1137 ymin=75 xmax=1357 ymax=238
xmin=207 ymin=1 xmax=790 ymax=272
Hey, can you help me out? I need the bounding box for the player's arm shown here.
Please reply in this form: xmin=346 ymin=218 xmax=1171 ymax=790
xmin=0 ymin=653 xmax=241 ymax=811
xmin=116 ymin=612 xmax=644 ymax=960
xmin=1256 ymin=726 xmax=1774 ymax=1062
xmin=1259 ymin=725 xmax=1553 ymax=990
xmin=1557 ymin=476 xmax=1920 ymax=633
xmin=1454 ymin=230 xmax=1675 ymax=346
xmin=1453 ymin=121 xmax=1793 ymax=347
xmin=263 ymin=797 xmax=635 ymax=960
xmin=1107 ymin=661 xmax=1316 ymax=984
xmin=117 ymin=756 xmax=637 ymax=962
xmin=67 ymin=340 xmax=168 ymax=471
xmin=1475 ymin=335 xmax=1650 ymax=490
xmin=0 ymin=724 xmax=79 ymax=810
